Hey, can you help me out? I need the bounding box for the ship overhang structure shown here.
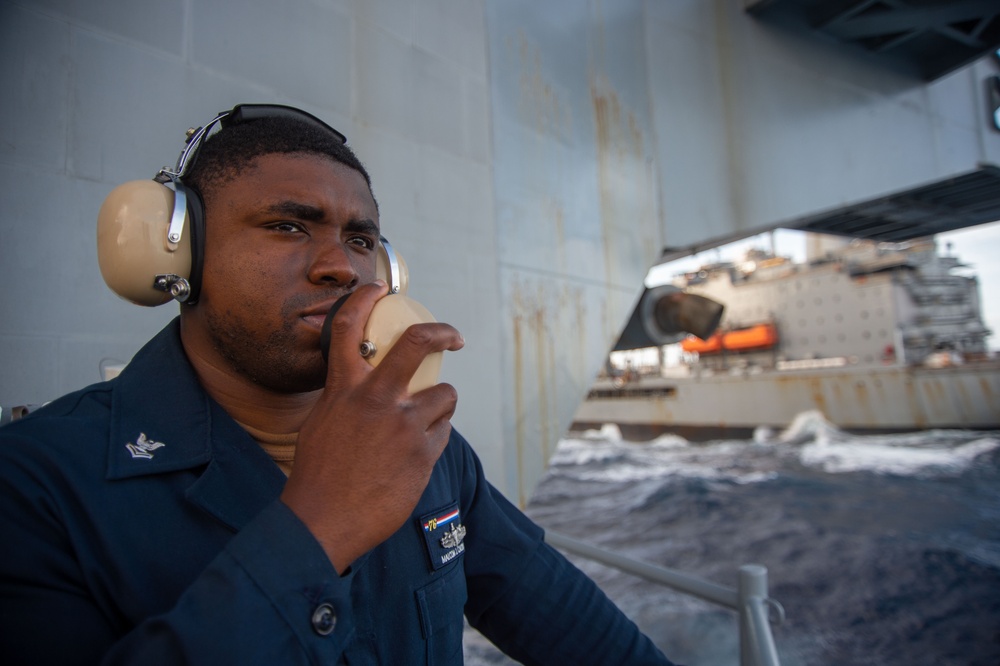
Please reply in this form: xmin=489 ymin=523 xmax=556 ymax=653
xmin=745 ymin=0 xmax=1000 ymax=83
xmin=784 ymin=164 xmax=1000 ymax=242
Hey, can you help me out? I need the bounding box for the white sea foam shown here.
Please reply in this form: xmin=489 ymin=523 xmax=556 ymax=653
xmin=775 ymin=409 xmax=845 ymax=445
xmin=550 ymin=438 xmax=624 ymax=466
xmin=553 ymin=429 xmax=780 ymax=485
xmin=554 ymin=415 xmax=1000 ymax=482
xmin=648 ymin=434 xmax=691 ymax=450
xmin=588 ymin=423 xmax=623 ymax=441
xmin=800 ymin=435 xmax=1000 ymax=475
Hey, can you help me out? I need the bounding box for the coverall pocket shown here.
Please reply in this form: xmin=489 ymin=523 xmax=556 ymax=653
xmin=415 ymin=562 xmax=468 ymax=664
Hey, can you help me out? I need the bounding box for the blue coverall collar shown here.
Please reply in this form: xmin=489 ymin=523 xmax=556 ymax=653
xmin=105 ymin=318 xmax=287 ymax=532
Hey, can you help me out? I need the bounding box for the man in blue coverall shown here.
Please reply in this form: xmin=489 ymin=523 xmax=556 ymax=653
xmin=0 ymin=105 xmax=675 ymax=664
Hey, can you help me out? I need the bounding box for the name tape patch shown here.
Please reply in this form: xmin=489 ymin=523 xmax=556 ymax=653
xmin=418 ymin=503 xmax=466 ymax=571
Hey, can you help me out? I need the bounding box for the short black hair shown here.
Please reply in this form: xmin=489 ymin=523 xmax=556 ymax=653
xmin=184 ymin=114 xmax=375 ymax=207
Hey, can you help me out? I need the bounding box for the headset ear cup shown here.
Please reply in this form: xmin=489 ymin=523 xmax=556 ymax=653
xmin=176 ymin=182 xmax=205 ymax=305
xmin=97 ymin=180 xmax=194 ymax=306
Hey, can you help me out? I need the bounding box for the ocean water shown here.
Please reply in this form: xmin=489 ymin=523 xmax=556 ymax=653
xmin=464 ymin=412 xmax=1000 ymax=665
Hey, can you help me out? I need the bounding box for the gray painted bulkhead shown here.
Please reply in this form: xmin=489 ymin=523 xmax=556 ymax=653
xmin=2 ymin=0 xmax=998 ymax=503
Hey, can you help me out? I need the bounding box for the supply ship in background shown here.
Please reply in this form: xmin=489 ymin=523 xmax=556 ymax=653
xmin=573 ymin=234 xmax=1000 ymax=440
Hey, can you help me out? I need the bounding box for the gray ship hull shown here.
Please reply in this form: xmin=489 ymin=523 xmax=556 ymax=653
xmin=573 ymin=362 xmax=1000 ymax=441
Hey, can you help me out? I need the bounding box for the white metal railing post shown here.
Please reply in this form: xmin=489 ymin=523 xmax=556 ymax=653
xmin=739 ymin=564 xmax=781 ymax=666
xmin=545 ymin=531 xmax=783 ymax=665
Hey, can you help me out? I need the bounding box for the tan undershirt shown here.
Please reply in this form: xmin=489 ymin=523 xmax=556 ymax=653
xmin=238 ymin=421 xmax=297 ymax=477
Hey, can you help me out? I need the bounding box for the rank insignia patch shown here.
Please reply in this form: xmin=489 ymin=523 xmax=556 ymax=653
xmin=418 ymin=503 xmax=466 ymax=571
xmin=126 ymin=432 xmax=165 ymax=460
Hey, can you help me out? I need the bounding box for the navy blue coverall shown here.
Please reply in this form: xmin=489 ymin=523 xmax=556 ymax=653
xmin=0 ymin=320 xmax=672 ymax=664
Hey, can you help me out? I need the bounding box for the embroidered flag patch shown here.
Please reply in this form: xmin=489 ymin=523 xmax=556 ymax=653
xmin=418 ymin=502 xmax=466 ymax=571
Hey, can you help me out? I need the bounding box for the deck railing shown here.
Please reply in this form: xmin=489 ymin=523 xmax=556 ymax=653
xmin=545 ymin=531 xmax=784 ymax=666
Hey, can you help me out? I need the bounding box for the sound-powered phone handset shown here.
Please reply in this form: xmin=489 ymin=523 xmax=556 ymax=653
xmin=320 ymin=238 xmax=442 ymax=393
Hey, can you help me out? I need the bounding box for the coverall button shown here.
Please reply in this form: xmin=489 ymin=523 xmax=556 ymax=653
xmin=311 ymin=603 xmax=336 ymax=636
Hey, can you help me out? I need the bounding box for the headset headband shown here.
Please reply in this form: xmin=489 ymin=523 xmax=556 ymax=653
xmin=155 ymin=104 xmax=347 ymax=185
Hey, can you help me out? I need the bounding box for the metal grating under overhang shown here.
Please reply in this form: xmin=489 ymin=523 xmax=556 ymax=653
xmin=787 ymin=164 xmax=1000 ymax=242
xmin=746 ymin=0 xmax=1000 ymax=82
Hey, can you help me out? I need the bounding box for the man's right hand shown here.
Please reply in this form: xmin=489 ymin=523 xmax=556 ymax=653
xmin=280 ymin=280 xmax=464 ymax=574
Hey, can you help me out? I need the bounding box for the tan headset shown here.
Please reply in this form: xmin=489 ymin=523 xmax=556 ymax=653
xmin=97 ymin=104 xmax=441 ymax=392
xmin=97 ymin=104 xmax=349 ymax=306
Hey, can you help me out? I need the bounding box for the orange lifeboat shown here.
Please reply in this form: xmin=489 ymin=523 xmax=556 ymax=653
xmin=681 ymin=323 xmax=778 ymax=355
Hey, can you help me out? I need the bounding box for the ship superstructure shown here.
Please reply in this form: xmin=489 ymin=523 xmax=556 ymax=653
xmin=684 ymin=237 xmax=990 ymax=370
xmin=574 ymin=237 xmax=1000 ymax=438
